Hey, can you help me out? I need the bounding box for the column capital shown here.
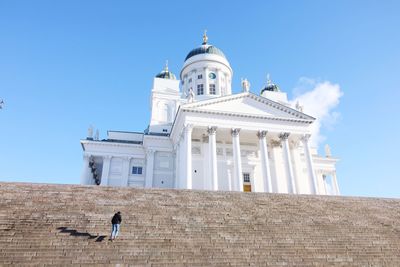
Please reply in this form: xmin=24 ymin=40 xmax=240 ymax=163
xmin=103 ymin=155 xmax=112 ymax=160
xmin=207 ymin=126 xmax=217 ymax=135
xmin=231 ymin=128 xmax=241 ymax=137
xmin=257 ymin=130 xmax=268 ymax=139
xmin=301 ymin=134 xmax=312 ymax=142
xmin=279 ymin=132 xmax=290 ymax=141
xmin=184 ymin=123 xmax=194 ymax=132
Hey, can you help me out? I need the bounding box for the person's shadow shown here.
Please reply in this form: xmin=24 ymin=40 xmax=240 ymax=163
xmin=57 ymin=227 xmax=106 ymax=242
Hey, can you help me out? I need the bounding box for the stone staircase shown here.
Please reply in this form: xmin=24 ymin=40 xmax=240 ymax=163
xmin=0 ymin=182 xmax=399 ymax=266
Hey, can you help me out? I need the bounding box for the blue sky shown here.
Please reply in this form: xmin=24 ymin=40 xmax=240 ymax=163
xmin=1 ymin=1 xmax=399 ymax=198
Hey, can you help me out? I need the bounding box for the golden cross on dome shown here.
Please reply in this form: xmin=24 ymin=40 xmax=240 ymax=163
xmin=202 ymin=29 xmax=208 ymax=44
xmin=267 ymin=73 xmax=272 ymax=85
xmin=164 ymin=60 xmax=168 ymax=72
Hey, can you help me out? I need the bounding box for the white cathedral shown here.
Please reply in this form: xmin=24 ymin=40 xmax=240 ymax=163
xmin=80 ymin=33 xmax=340 ymax=195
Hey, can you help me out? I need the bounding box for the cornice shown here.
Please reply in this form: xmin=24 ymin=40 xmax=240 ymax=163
xmin=181 ymin=108 xmax=313 ymax=124
xmin=80 ymin=140 xmax=143 ymax=149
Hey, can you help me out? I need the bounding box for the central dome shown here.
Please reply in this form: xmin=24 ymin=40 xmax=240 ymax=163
xmin=184 ymin=31 xmax=226 ymax=61
xmin=184 ymin=44 xmax=226 ymax=61
xmin=180 ymin=32 xmax=233 ymax=100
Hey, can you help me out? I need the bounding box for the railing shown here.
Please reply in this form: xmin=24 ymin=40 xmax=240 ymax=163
xmin=89 ymin=156 xmax=100 ymax=185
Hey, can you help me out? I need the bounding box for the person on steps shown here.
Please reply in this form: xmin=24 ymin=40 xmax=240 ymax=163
xmin=110 ymin=211 xmax=122 ymax=241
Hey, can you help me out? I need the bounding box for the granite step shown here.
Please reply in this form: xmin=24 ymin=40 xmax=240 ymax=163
xmin=0 ymin=182 xmax=400 ymax=266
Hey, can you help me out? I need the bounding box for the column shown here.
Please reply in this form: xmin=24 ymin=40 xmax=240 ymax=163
xmin=279 ymin=133 xmax=297 ymax=194
xmin=257 ymin=131 xmax=273 ymax=193
xmin=216 ymin=69 xmax=221 ymax=95
xmin=227 ymin=76 xmax=232 ymax=94
xmin=80 ymin=154 xmax=91 ymax=185
xmin=184 ymin=124 xmax=193 ymax=189
xmin=227 ymin=168 xmax=232 ymax=191
xmin=204 ymin=67 xmax=209 ymax=94
xmin=122 ymin=157 xmax=130 ymax=187
xmin=174 ymin=143 xmax=180 ymax=189
xmin=301 ymin=134 xmax=318 ymax=194
xmin=332 ymin=172 xmax=340 ymax=195
xmin=290 ymin=142 xmax=303 ymax=193
xmin=100 ymin=155 xmax=111 ymax=186
xmin=145 ymin=149 xmax=155 ymax=188
xmin=322 ymin=174 xmax=328 ymax=195
xmin=208 ymin=126 xmax=218 ymax=191
xmin=178 ymin=136 xmax=185 ymax=189
xmin=232 ymin=128 xmax=243 ymax=192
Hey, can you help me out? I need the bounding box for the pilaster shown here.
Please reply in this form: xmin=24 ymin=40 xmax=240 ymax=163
xmin=145 ymin=149 xmax=155 ymax=188
xmin=81 ymin=154 xmax=91 ymax=185
xmin=122 ymin=156 xmax=130 ymax=187
xmin=100 ymin=155 xmax=112 ymax=186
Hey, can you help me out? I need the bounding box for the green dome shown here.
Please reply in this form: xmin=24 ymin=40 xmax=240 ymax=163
xmin=184 ymin=44 xmax=226 ymax=61
xmin=261 ymin=84 xmax=280 ymax=93
xmin=155 ymin=63 xmax=176 ymax=80
xmin=261 ymin=75 xmax=280 ymax=94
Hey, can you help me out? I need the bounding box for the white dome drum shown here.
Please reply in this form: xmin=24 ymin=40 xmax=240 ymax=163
xmin=180 ymin=32 xmax=233 ymax=101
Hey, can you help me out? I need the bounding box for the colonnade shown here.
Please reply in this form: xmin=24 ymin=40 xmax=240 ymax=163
xmin=176 ymin=124 xmax=321 ymax=194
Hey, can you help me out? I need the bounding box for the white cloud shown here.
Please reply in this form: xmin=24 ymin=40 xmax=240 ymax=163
xmin=290 ymin=78 xmax=343 ymax=147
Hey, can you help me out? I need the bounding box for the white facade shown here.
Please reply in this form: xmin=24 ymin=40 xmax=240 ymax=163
xmin=80 ymin=34 xmax=340 ymax=195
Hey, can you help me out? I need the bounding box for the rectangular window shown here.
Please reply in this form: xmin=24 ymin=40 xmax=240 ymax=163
xmin=197 ymin=84 xmax=204 ymax=95
xmin=132 ymin=166 xmax=143 ymax=175
xmin=209 ymin=84 xmax=216 ymax=95
xmin=243 ymin=173 xmax=250 ymax=183
xmin=197 ymin=74 xmax=202 ymax=79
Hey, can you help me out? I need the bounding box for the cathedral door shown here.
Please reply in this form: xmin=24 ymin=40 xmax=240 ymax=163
xmin=243 ymin=173 xmax=252 ymax=192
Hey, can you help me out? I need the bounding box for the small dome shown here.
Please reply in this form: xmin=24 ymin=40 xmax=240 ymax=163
xmin=155 ymin=62 xmax=176 ymax=80
xmin=184 ymin=31 xmax=226 ymax=61
xmin=261 ymin=74 xmax=280 ymax=94
xmin=261 ymin=83 xmax=280 ymax=93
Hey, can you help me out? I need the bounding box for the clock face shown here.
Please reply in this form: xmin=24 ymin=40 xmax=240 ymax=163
xmin=208 ymin=72 xmax=216 ymax=79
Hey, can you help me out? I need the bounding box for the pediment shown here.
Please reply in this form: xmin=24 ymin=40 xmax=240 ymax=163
xmin=181 ymin=92 xmax=315 ymax=122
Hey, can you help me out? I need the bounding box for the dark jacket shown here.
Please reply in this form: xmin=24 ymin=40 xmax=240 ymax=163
xmin=111 ymin=213 xmax=122 ymax=224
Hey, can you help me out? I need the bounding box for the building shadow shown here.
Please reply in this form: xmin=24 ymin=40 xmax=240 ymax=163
xmin=57 ymin=227 xmax=106 ymax=242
